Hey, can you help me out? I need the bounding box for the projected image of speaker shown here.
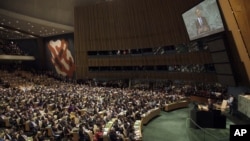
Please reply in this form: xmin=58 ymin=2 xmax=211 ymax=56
xmin=182 ymin=0 xmax=225 ymax=41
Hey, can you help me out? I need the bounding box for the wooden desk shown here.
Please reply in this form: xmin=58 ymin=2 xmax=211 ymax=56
xmin=27 ymin=137 xmax=33 ymax=141
xmin=71 ymin=128 xmax=79 ymax=141
xmin=79 ymin=109 xmax=87 ymax=115
xmin=46 ymin=126 xmax=53 ymax=137
xmin=190 ymin=96 xmax=208 ymax=103
xmin=47 ymin=103 xmax=54 ymax=111
xmin=25 ymin=120 xmax=30 ymax=132
xmin=2 ymin=117 xmax=10 ymax=127
xmin=103 ymin=118 xmax=117 ymax=141
xmin=134 ymin=120 xmax=142 ymax=141
xmin=141 ymin=108 xmax=161 ymax=125
xmin=164 ymin=100 xmax=190 ymax=112
xmin=98 ymin=110 xmax=106 ymax=117
xmin=71 ymin=127 xmax=94 ymax=141
xmin=190 ymin=96 xmax=218 ymax=104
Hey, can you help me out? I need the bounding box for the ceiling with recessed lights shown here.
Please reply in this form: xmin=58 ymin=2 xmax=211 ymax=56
xmin=0 ymin=0 xmax=105 ymax=40
xmin=0 ymin=9 xmax=74 ymax=39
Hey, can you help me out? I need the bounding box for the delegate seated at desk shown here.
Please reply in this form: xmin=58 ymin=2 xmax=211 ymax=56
xmin=198 ymin=98 xmax=214 ymax=111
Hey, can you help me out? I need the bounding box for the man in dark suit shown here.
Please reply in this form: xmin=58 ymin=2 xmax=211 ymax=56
xmin=195 ymin=7 xmax=210 ymax=35
xmin=109 ymin=129 xmax=122 ymax=141
xmin=207 ymin=98 xmax=214 ymax=111
xmin=79 ymin=124 xmax=90 ymax=141
xmin=227 ymin=94 xmax=234 ymax=115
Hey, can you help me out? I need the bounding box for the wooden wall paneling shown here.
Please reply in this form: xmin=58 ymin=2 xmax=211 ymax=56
xmin=153 ymin=55 xmax=160 ymax=66
xmin=75 ymin=0 xmax=203 ymax=79
xmin=198 ymin=52 xmax=204 ymax=64
xmin=171 ymin=54 xmax=177 ymax=66
xmin=106 ymin=3 xmax=113 ymax=51
xmin=140 ymin=56 xmax=145 ymax=66
xmin=184 ymin=53 xmax=191 ymax=65
xmin=189 ymin=53 xmax=196 ymax=64
xmin=120 ymin=56 xmax=127 ymax=66
xmin=93 ymin=4 xmax=100 ymax=50
xmin=111 ymin=6 xmax=117 ymax=51
xmin=160 ymin=55 xmax=167 ymax=65
xmin=187 ymin=53 xmax=194 ymax=64
xmin=167 ymin=54 xmax=173 ymax=66
xmin=175 ymin=53 xmax=181 ymax=65
xmin=177 ymin=53 xmax=184 ymax=64
xmin=204 ymin=51 xmax=212 ymax=64
xmin=230 ymin=0 xmax=250 ymax=57
xmin=134 ymin=55 xmax=141 ymax=66
xmin=111 ymin=57 xmax=119 ymax=66
xmin=182 ymin=53 xmax=189 ymax=65
xmin=98 ymin=4 xmax=105 ymax=51
xmin=91 ymin=5 xmax=99 ymax=71
xmin=152 ymin=55 xmax=157 ymax=66
xmin=196 ymin=52 xmax=206 ymax=64
xmin=197 ymin=52 xmax=203 ymax=64
xmin=218 ymin=0 xmax=250 ymax=83
xmin=180 ymin=53 xmax=186 ymax=65
xmin=199 ymin=52 xmax=206 ymax=64
xmin=161 ymin=55 xmax=168 ymax=66
xmin=147 ymin=0 xmax=159 ymax=47
xmin=89 ymin=6 xmax=96 ymax=51
xmin=192 ymin=52 xmax=199 ymax=64
xmin=154 ymin=0 xmax=164 ymax=47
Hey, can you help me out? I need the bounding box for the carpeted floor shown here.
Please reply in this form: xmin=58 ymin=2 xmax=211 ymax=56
xmin=142 ymin=108 xmax=189 ymax=141
xmin=142 ymin=104 xmax=250 ymax=141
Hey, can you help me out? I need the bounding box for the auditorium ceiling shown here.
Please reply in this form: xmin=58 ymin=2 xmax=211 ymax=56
xmin=0 ymin=0 xmax=109 ymax=40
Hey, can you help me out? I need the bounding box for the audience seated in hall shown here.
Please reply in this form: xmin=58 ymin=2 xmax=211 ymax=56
xmin=0 ymin=68 xmax=228 ymax=141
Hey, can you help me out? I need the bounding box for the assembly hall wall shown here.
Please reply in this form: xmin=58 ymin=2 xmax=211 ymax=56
xmin=218 ymin=0 xmax=250 ymax=86
xmin=74 ymin=0 xmax=218 ymax=82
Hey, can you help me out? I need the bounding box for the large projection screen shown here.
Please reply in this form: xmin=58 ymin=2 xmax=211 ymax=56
xmin=182 ymin=0 xmax=224 ymax=41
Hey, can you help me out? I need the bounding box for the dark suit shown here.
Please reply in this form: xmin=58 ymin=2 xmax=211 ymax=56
xmin=17 ymin=135 xmax=26 ymax=141
xmin=208 ymin=103 xmax=214 ymax=111
xmin=195 ymin=16 xmax=210 ymax=35
xmin=109 ymin=131 xmax=122 ymax=141
xmin=109 ymin=131 xmax=118 ymax=141
xmin=79 ymin=129 xmax=90 ymax=141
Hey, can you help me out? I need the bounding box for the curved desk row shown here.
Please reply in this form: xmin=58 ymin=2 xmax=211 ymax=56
xmin=134 ymin=120 xmax=142 ymax=141
xmin=71 ymin=128 xmax=93 ymax=141
xmin=133 ymin=108 xmax=161 ymax=141
xmin=103 ymin=118 xmax=117 ymax=141
xmin=70 ymin=117 xmax=114 ymax=141
xmin=141 ymin=108 xmax=161 ymax=125
xmin=164 ymin=100 xmax=190 ymax=112
xmin=190 ymin=95 xmax=213 ymax=104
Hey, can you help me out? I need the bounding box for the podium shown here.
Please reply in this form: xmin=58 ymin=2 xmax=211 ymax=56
xmin=190 ymin=109 xmax=226 ymax=129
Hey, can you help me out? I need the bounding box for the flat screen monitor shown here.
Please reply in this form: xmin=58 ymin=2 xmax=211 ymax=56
xmin=182 ymin=0 xmax=225 ymax=41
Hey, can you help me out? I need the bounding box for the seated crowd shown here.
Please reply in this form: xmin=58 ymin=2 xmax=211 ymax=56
xmin=0 ymin=42 xmax=27 ymax=56
xmin=0 ymin=70 xmax=187 ymax=141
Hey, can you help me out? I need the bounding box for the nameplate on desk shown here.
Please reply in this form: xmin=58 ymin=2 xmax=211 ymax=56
xmin=103 ymin=131 xmax=108 ymax=135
